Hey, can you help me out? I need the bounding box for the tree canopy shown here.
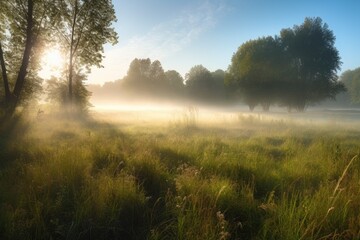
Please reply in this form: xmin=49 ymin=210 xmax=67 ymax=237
xmin=50 ymin=0 xmax=118 ymax=109
xmin=226 ymin=36 xmax=286 ymax=111
xmin=0 ymin=0 xmax=118 ymax=115
xmin=185 ymin=65 xmax=216 ymax=102
xmin=0 ymin=0 xmax=47 ymax=111
xmin=122 ymin=58 xmax=167 ymax=96
xmin=340 ymin=67 xmax=360 ymax=104
xmin=1 ymin=11 xmax=349 ymax=114
xmin=280 ymin=17 xmax=344 ymax=110
xmin=165 ymin=70 xmax=185 ymax=96
xmin=227 ymin=17 xmax=344 ymax=111
xmin=89 ymin=59 xmax=230 ymax=104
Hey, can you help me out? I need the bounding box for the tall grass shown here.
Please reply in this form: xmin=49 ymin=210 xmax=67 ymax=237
xmin=1 ymin=111 xmax=360 ymax=239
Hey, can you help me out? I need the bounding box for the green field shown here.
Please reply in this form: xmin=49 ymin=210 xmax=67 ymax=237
xmin=1 ymin=108 xmax=360 ymax=239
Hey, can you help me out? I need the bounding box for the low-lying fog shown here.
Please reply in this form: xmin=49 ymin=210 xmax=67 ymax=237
xmin=90 ymin=100 xmax=360 ymax=127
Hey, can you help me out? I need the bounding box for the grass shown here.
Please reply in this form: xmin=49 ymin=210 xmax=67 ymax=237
xmin=1 ymin=109 xmax=360 ymax=239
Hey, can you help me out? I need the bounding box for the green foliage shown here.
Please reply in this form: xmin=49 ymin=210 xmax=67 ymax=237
xmin=46 ymin=73 xmax=92 ymax=113
xmin=227 ymin=17 xmax=344 ymax=112
xmin=280 ymin=17 xmax=344 ymax=110
xmin=52 ymin=0 xmax=118 ymax=110
xmin=123 ymin=58 xmax=167 ymax=97
xmin=211 ymin=69 xmax=227 ymax=102
xmin=54 ymin=0 xmax=118 ymax=70
xmin=165 ymin=70 xmax=185 ymax=96
xmin=109 ymin=58 xmax=187 ymax=101
xmin=0 ymin=0 xmax=52 ymax=109
xmin=185 ymin=65 xmax=216 ymax=102
xmin=90 ymin=63 xmax=230 ymax=105
xmin=227 ymin=36 xmax=286 ymax=111
xmin=0 ymin=0 xmax=118 ymax=114
xmin=340 ymin=67 xmax=360 ymax=104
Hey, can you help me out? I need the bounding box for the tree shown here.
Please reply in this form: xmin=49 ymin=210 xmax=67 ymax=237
xmin=46 ymin=72 xmax=92 ymax=113
xmin=227 ymin=17 xmax=344 ymax=112
xmin=185 ymin=65 xmax=215 ymax=102
xmin=54 ymin=0 xmax=118 ymax=107
xmin=165 ymin=70 xmax=185 ymax=97
xmin=226 ymin=36 xmax=286 ymax=111
xmin=211 ymin=69 xmax=227 ymax=101
xmin=0 ymin=0 xmax=65 ymax=115
xmin=280 ymin=17 xmax=344 ymax=111
xmin=340 ymin=68 xmax=360 ymax=104
xmin=0 ymin=0 xmax=118 ymax=115
xmin=1 ymin=0 xmax=36 ymax=113
xmin=122 ymin=58 xmax=168 ymax=98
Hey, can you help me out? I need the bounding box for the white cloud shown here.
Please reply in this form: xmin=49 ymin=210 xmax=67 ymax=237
xmin=88 ymin=0 xmax=228 ymax=85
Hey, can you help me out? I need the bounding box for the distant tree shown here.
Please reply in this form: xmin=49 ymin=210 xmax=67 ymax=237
xmin=226 ymin=36 xmax=286 ymax=111
xmin=211 ymin=69 xmax=225 ymax=86
xmin=340 ymin=68 xmax=360 ymax=104
xmin=124 ymin=58 xmax=153 ymax=88
xmin=123 ymin=58 xmax=167 ymax=97
xmin=46 ymin=72 xmax=91 ymax=113
xmin=280 ymin=17 xmax=344 ymax=111
xmin=211 ymin=69 xmax=225 ymax=97
xmin=53 ymin=0 xmax=118 ymax=108
xmin=185 ymin=65 xmax=215 ymax=102
xmin=165 ymin=70 xmax=185 ymax=96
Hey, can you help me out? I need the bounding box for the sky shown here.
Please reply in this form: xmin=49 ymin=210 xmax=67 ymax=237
xmin=88 ymin=0 xmax=360 ymax=85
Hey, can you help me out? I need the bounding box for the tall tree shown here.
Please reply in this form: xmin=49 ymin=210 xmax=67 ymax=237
xmin=0 ymin=0 xmax=53 ymax=113
xmin=227 ymin=17 xmax=344 ymax=112
xmin=54 ymin=0 xmax=118 ymax=106
xmin=226 ymin=36 xmax=286 ymax=111
xmin=122 ymin=58 xmax=167 ymax=97
xmin=280 ymin=17 xmax=344 ymax=111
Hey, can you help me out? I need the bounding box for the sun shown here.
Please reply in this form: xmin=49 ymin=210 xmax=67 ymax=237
xmin=39 ymin=47 xmax=66 ymax=79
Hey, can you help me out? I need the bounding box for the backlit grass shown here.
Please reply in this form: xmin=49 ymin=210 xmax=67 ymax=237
xmin=1 ymin=110 xmax=360 ymax=239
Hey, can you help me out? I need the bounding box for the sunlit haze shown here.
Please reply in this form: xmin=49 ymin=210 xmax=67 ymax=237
xmin=39 ymin=48 xmax=65 ymax=79
xmin=88 ymin=0 xmax=360 ymax=85
xmin=3 ymin=1 xmax=360 ymax=238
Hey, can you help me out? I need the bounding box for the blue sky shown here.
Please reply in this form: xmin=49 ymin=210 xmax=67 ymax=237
xmin=88 ymin=0 xmax=360 ymax=85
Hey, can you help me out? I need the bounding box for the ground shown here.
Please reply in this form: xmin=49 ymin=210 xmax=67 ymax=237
xmin=1 ymin=106 xmax=360 ymax=239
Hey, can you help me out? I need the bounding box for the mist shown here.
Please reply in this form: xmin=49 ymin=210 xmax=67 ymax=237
xmin=2 ymin=4 xmax=360 ymax=239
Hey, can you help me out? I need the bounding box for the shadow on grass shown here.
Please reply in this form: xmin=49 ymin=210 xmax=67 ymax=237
xmin=0 ymin=113 xmax=30 ymax=168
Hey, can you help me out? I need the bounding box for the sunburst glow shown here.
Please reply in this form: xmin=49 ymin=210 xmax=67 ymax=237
xmin=39 ymin=47 xmax=66 ymax=79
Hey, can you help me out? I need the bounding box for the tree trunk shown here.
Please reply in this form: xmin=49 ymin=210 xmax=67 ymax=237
xmin=261 ymin=102 xmax=270 ymax=112
xmin=249 ymin=104 xmax=255 ymax=112
xmin=68 ymin=55 xmax=73 ymax=104
xmin=68 ymin=0 xmax=79 ymax=106
xmin=0 ymin=42 xmax=11 ymax=103
xmin=11 ymin=0 xmax=34 ymax=110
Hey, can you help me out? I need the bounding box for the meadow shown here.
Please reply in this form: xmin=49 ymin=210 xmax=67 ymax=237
xmin=1 ymin=107 xmax=360 ymax=240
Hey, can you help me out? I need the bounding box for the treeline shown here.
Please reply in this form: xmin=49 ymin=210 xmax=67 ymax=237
xmin=89 ymin=59 xmax=230 ymax=105
xmin=2 ymin=9 xmax=360 ymax=115
xmin=340 ymin=67 xmax=360 ymax=106
xmin=91 ymin=17 xmax=358 ymax=112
